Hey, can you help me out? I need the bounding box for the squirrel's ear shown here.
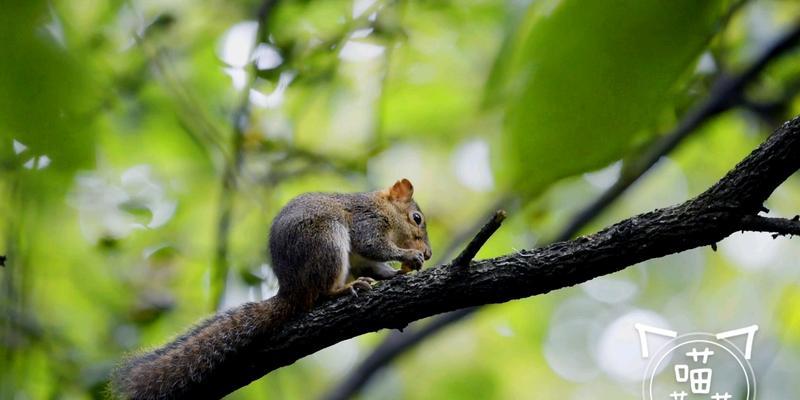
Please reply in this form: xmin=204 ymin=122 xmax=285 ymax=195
xmin=388 ymin=178 xmax=414 ymax=202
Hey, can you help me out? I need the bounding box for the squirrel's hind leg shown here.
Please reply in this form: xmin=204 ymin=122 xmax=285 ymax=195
xmin=326 ymin=276 xmax=376 ymax=298
xmin=320 ymin=222 xmax=376 ymax=299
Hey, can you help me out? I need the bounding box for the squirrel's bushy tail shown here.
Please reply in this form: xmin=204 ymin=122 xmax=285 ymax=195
xmin=110 ymin=295 xmax=296 ymax=400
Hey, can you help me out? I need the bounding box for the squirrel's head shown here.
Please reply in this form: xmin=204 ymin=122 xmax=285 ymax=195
xmin=382 ymin=178 xmax=432 ymax=261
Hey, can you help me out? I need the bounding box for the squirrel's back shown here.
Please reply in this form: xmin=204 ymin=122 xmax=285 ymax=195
xmin=268 ymin=191 xmax=375 ymax=307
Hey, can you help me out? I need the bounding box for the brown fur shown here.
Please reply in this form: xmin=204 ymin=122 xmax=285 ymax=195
xmin=111 ymin=298 xmax=294 ymax=400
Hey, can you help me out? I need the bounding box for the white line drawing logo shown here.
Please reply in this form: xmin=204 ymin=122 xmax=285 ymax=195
xmin=636 ymin=323 xmax=758 ymax=400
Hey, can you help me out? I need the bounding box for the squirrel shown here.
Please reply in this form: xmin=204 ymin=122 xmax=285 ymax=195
xmin=111 ymin=178 xmax=432 ymax=400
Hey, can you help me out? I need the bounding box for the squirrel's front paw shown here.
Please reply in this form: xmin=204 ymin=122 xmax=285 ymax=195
xmin=402 ymin=250 xmax=425 ymax=271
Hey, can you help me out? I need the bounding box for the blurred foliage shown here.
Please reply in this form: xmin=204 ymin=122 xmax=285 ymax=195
xmin=1 ymin=0 xmax=800 ymax=399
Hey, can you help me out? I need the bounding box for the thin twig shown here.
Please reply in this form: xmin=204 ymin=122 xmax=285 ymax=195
xmin=433 ymin=197 xmax=515 ymax=266
xmin=451 ymin=210 xmax=507 ymax=267
xmin=739 ymin=215 xmax=800 ymax=237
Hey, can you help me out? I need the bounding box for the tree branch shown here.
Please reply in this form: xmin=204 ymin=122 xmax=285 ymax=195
xmin=321 ymin=306 xmax=475 ymax=400
xmin=163 ymin=116 xmax=800 ymax=399
xmin=739 ymin=215 xmax=800 ymax=237
xmin=324 ymin=23 xmax=800 ymax=400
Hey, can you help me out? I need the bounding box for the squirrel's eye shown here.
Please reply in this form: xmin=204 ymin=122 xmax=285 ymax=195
xmin=411 ymin=212 xmax=423 ymax=225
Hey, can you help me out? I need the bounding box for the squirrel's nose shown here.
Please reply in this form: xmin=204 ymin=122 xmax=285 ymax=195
xmin=423 ymin=248 xmax=432 ymax=260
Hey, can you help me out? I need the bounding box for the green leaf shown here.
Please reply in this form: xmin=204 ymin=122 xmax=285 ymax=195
xmin=0 ymin=0 xmax=96 ymax=180
xmin=496 ymin=0 xmax=729 ymax=196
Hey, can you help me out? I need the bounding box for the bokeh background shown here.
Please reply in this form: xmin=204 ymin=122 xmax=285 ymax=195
xmin=2 ymin=0 xmax=800 ymax=398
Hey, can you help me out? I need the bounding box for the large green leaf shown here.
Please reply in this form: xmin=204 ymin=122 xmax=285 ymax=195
xmin=496 ymin=0 xmax=729 ymax=195
xmin=0 ymin=0 xmax=96 ymax=181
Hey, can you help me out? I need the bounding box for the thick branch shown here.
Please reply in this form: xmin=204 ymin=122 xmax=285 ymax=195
xmin=175 ymin=117 xmax=800 ymax=398
xmin=325 ymin=24 xmax=800 ymax=400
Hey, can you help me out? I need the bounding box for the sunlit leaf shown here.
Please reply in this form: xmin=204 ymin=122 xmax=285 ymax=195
xmin=496 ymin=0 xmax=729 ymax=196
